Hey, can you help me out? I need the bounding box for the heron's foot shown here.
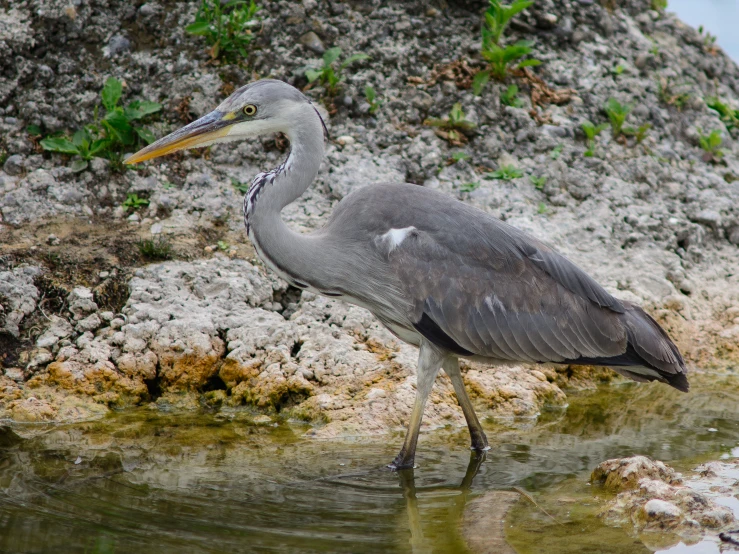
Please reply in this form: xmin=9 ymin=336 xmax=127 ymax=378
xmin=388 ymin=449 xmax=415 ymax=471
xmin=469 ymin=432 xmax=489 ymax=453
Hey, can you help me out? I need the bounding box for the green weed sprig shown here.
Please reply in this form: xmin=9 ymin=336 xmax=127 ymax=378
xmin=424 ymin=103 xmax=476 ymax=145
xmin=41 ymin=77 xmax=161 ymax=171
xmin=305 ymin=47 xmax=370 ymax=97
xmin=186 ymin=0 xmax=259 ymax=61
xmin=581 ymin=121 xmax=609 ymax=157
xmin=473 ymin=0 xmax=539 ymax=94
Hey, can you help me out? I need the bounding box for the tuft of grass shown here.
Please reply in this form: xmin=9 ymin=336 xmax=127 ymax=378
xmin=122 ymin=193 xmax=149 ymax=211
xmin=651 ymin=0 xmax=667 ymax=11
xmin=364 ymin=85 xmax=382 ymax=114
xmin=627 ymin=123 xmax=652 ymax=144
xmin=537 ymin=202 xmax=548 ymax=214
xmin=500 ymin=84 xmax=524 ymax=107
xmin=698 ymin=25 xmax=718 ymax=53
xmin=460 ymin=182 xmax=481 ymax=193
xmin=424 ymin=103 xmax=476 ymax=144
xmin=486 ymin=164 xmax=523 ymax=181
xmin=186 ymin=0 xmax=259 ymax=62
xmin=549 ymin=145 xmax=563 ymax=160
xmin=450 ymin=152 xmax=471 ymax=163
xmin=305 ymin=47 xmax=370 ymax=97
xmin=658 ymin=77 xmax=691 ymax=110
xmin=581 ymin=121 xmax=609 ymax=157
xmin=473 ymin=0 xmax=539 ymax=94
xmin=40 ymin=77 xmax=161 ymax=171
xmin=604 ymin=98 xmax=631 ymax=138
xmin=530 ymin=175 xmax=546 ymax=189
xmin=706 ymin=96 xmax=739 ymax=130
xmin=698 ymin=129 xmax=723 ymax=162
xmin=137 ymin=237 xmax=173 ymax=260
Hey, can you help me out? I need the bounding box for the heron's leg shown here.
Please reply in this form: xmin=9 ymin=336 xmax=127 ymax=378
xmin=442 ymin=358 xmax=489 ymax=452
xmin=389 ymin=342 xmax=444 ymax=470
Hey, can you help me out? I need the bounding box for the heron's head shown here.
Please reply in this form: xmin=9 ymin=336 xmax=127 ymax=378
xmin=125 ymin=79 xmax=323 ymax=164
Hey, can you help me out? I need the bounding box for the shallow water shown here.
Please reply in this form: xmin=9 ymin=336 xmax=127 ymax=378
xmin=1 ymin=371 xmax=739 ymax=553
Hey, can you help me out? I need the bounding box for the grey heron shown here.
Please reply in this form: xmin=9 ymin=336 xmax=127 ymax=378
xmin=126 ymin=79 xmax=689 ymax=470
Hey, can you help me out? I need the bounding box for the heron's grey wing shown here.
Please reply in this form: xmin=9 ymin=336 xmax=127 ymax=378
xmin=380 ymin=223 xmax=688 ymax=390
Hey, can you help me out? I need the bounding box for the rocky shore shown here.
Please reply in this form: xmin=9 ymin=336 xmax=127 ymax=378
xmin=2 ymin=0 xmax=739 ymax=520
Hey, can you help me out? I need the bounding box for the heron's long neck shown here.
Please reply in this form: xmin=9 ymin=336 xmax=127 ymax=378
xmin=244 ymin=107 xmax=327 ymax=286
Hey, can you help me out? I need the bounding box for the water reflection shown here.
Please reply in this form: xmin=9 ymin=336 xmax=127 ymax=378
xmin=0 ymin=371 xmax=738 ymax=552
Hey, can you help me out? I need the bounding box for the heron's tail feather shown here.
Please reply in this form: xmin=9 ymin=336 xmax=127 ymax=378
xmin=566 ymin=302 xmax=689 ymax=392
xmin=619 ymin=302 xmax=689 ymax=392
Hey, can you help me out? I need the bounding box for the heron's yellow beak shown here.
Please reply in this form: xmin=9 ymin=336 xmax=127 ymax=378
xmin=124 ymin=111 xmax=233 ymax=164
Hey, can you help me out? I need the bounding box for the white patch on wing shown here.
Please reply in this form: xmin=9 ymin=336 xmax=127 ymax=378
xmin=380 ymin=226 xmax=416 ymax=252
xmin=484 ymin=295 xmax=506 ymax=313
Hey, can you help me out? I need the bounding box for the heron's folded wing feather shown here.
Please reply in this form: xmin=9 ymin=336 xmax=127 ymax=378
xmin=386 ymin=227 xmax=627 ymax=362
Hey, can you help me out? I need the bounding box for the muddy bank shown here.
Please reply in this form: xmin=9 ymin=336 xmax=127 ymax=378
xmin=1 ymin=0 xmax=739 ymax=439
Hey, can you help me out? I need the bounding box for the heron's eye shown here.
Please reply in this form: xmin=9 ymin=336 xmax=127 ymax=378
xmin=243 ymin=104 xmax=257 ymax=116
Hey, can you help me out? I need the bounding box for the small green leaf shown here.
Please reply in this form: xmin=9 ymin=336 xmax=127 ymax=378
xmin=472 ymin=70 xmax=491 ymax=95
xmin=125 ymin=100 xmax=162 ymax=120
xmin=26 ymin=125 xmax=42 ymax=136
xmin=70 ymin=159 xmax=89 ymax=173
xmin=185 ymin=21 xmax=212 ymax=35
xmin=364 ymin=85 xmax=376 ymax=103
xmin=101 ymin=77 xmax=123 ymax=111
xmin=90 ymin=139 xmax=110 ymax=156
xmin=305 ymin=69 xmax=323 ymax=83
xmin=104 ymin=110 xmax=134 ymax=144
xmin=323 ymin=46 xmax=342 ymax=66
xmin=135 ymin=127 xmax=156 ymax=144
xmin=517 ymin=58 xmax=541 ymax=69
xmin=340 ymin=53 xmax=370 ymax=69
xmin=72 ymin=128 xmax=91 ymax=149
xmin=40 ymin=137 xmax=79 ymax=155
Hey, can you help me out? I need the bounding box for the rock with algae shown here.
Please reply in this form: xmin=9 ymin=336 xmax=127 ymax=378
xmin=593 ymin=456 xmax=735 ymax=539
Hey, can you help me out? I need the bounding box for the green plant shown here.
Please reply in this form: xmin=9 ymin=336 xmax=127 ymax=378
xmin=698 ymin=25 xmax=718 ymax=52
xmin=550 ymin=145 xmax=562 ymax=160
xmin=611 ymin=64 xmax=626 ymax=76
xmin=122 ymin=193 xmax=149 ymax=211
xmin=500 ymin=84 xmax=524 ymax=107
xmin=707 ymin=97 xmax=739 ymax=130
xmin=41 ymin=77 xmax=161 ymax=171
xmin=137 ymin=237 xmax=173 ymax=261
xmin=698 ymin=129 xmax=723 ymax=161
xmin=364 ymin=85 xmax=382 ymax=114
xmin=451 ymin=152 xmax=471 ymax=163
xmin=217 ymin=240 xmax=230 ymax=251
xmin=305 ymin=47 xmax=370 ymax=96
xmin=604 ymin=98 xmax=632 ymax=137
xmin=185 ymin=0 xmax=259 ymax=61
xmin=424 ymin=103 xmax=476 ymax=144
xmin=537 ymin=202 xmax=548 ymax=214
xmin=473 ymin=0 xmax=539 ymax=93
xmin=530 ymin=175 xmax=546 ymax=189
xmin=651 ymin=0 xmax=667 ymax=11
xmin=460 ymin=182 xmax=481 ymax=193
xmin=482 ymin=0 xmax=534 ymax=47
xmin=627 ymin=123 xmax=652 ymax=144
xmin=486 ymin=164 xmax=523 ymax=181
xmin=658 ymin=77 xmax=691 ymax=110
xmin=231 ymin=177 xmax=250 ymax=194
xmin=581 ymin=120 xmax=609 ymax=156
